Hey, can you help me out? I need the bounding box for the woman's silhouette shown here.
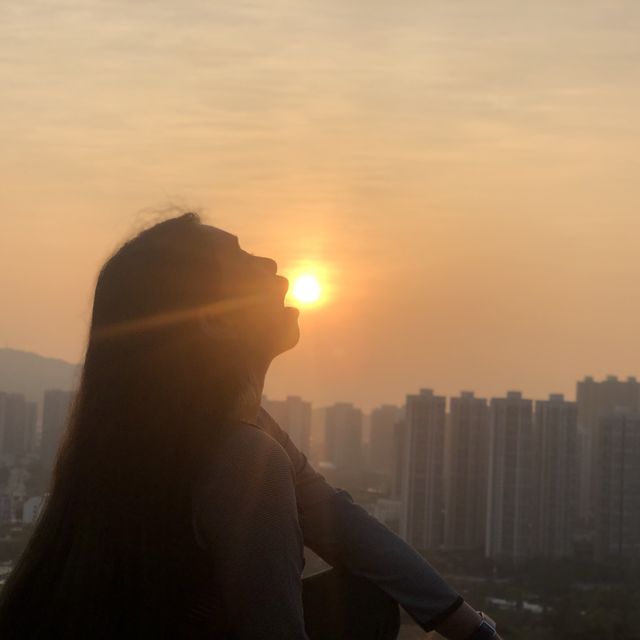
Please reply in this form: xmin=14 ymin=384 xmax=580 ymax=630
xmin=0 ymin=213 xmax=500 ymax=639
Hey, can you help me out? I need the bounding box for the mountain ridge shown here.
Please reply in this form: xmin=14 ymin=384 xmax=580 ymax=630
xmin=0 ymin=348 xmax=80 ymax=419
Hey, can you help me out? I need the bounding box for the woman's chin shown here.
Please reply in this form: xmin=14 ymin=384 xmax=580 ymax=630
xmin=251 ymin=305 xmax=300 ymax=359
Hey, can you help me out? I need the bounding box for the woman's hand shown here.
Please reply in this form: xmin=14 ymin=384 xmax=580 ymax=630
xmin=434 ymin=602 xmax=501 ymax=639
xmin=474 ymin=612 xmax=502 ymax=639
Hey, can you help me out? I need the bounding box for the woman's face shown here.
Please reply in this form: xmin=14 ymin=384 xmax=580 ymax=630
xmin=202 ymin=225 xmax=300 ymax=360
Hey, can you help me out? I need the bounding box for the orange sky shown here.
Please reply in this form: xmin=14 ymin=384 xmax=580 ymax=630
xmin=2 ymin=1 xmax=639 ymax=411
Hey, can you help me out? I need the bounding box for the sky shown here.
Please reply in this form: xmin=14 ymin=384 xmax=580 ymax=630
xmin=1 ymin=1 xmax=639 ymax=412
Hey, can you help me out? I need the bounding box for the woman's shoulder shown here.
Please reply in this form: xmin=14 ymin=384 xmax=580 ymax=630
xmin=192 ymin=421 xmax=298 ymax=550
xmin=194 ymin=421 xmax=294 ymax=496
xmin=220 ymin=420 xmax=290 ymax=463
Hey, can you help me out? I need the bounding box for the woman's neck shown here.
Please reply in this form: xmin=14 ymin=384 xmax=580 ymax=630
xmin=229 ymin=356 xmax=270 ymax=424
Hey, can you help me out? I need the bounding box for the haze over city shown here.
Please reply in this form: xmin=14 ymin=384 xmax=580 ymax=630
xmin=2 ymin=1 xmax=640 ymax=411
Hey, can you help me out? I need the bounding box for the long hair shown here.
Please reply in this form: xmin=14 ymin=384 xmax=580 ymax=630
xmin=0 ymin=212 xmax=261 ymax=638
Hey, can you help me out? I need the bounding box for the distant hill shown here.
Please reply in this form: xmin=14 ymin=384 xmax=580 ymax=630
xmin=0 ymin=348 xmax=81 ymax=412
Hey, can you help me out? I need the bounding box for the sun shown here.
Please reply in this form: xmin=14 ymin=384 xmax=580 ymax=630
xmin=290 ymin=273 xmax=321 ymax=305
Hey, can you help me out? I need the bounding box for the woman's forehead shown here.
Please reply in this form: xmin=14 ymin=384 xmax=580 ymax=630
xmin=202 ymin=225 xmax=239 ymax=248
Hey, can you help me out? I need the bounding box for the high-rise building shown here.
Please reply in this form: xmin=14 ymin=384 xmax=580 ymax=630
xmin=369 ymin=404 xmax=404 ymax=475
xmin=41 ymin=389 xmax=74 ymax=470
xmin=262 ymin=394 xmax=312 ymax=456
xmin=324 ymin=402 xmax=363 ymax=470
xmin=535 ymin=394 xmax=579 ymax=558
xmin=309 ymin=406 xmax=326 ymax=465
xmin=0 ymin=392 xmax=6 ymax=460
xmin=25 ymin=401 xmax=38 ymax=453
xmin=594 ymin=412 xmax=640 ymax=561
xmin=0 ymin=494 xmax=12 ymax=524
xmin=577 ymin=375 xmax=640 ymax=521
xmin=400 ymin=388 xmax=446 ymax=550
xmin=486 ymin=391 xmax=536 ymax=563
xmin=445 ymin=391 xmax=490 ymax=551
xmin=392 ymin=418 xmax=406 ymax=500
xmin=0 ymin=392 xmax=35 ymax=460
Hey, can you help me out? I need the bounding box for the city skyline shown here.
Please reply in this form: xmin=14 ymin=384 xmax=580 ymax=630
xmin=4 ymin=373 xmax=638 ymax=564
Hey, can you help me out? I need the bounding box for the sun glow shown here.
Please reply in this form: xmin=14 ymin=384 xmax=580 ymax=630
xmin=290 ymin=273 xmax=322 ymax=305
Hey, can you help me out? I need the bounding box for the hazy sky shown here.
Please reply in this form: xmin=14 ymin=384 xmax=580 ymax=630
xmin=2 ymin=1 xmax=639 ymax=411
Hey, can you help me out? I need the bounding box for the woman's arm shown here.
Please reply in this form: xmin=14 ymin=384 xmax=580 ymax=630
xmin=193 ymin=424 xmax=310 ymax=639
xmin=254 ymin=406 xmax=491 ymax=638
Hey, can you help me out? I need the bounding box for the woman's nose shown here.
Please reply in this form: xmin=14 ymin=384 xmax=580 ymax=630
xmin=259 ymin=257 xmax=278 ymax=275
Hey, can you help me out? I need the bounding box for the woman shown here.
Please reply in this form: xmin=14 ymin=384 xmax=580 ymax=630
xmin=0 ymin=213 xmax=501 ymax=639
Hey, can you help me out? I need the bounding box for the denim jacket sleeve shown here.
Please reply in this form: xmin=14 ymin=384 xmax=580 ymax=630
xmin=254 ymin=406 xmax=465 ymax=633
